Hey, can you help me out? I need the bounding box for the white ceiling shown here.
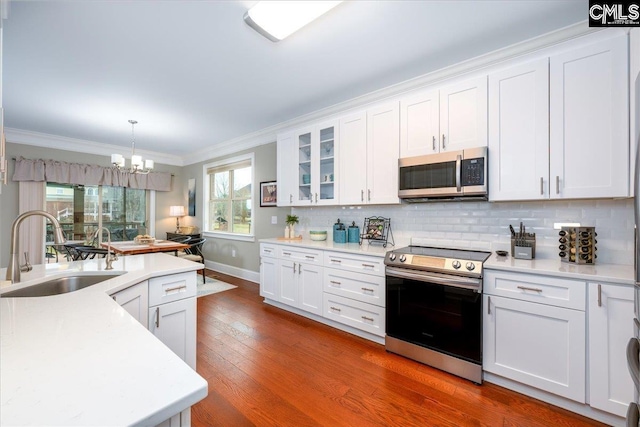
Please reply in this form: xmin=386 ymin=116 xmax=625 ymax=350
xmin=3 ymin=0 xmax=587 ymax=165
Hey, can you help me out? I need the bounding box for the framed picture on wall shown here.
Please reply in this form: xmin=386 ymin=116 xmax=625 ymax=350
xmin=260 ymin=181 xmax=277 ymax=207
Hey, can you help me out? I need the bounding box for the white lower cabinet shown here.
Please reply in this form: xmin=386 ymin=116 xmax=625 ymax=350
xmin=277 ymin=259 xmax=323 ymax=315
xmin=146 ymin=271 xmax=198 ymax=427
xmin=110 ymin=280 xmax=149 ymax=328
xmin=588 ymin=282 xmax=634 ymax=417
xmin=260 ymin=243 xmax=385 ymax=341
xmin=483 ymin=294 xmax=586 ymax=402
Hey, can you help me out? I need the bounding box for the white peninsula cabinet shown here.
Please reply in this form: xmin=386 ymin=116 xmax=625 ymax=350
xmin=259 ymin=242 xmax=386 ymax=343
xmin=340 ymin=101 xmax=400 ymax=205
xmin=489 ymin=32 xmax=629 ymax=201
xmin=111 ymin=280 xmax=149 ymax=328
xmin=400 ymin=76 xmax=487 ymax=157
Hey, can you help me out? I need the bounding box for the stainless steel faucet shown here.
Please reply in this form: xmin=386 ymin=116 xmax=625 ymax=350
xmin=7 ymin=210 xmax=66 ymax=283
xmin=94 ymin=227 xmax=117 ymax=270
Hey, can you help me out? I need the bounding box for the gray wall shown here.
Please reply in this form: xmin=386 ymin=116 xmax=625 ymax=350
xmin=180 ymin=142 xmax=290 ymax=273
xmin=0 ymin=142 xmax=183 ymax=266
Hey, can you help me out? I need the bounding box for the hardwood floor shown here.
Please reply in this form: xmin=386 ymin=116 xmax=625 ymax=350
xmin=193 ymin=270 xmax=606 ymax=427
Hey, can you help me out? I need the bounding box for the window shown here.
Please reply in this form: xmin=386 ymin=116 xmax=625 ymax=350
xmin=204 ymin=154 xmax=254 ymax=240
xmin=45 ymin=183 xmax=148 ymax=242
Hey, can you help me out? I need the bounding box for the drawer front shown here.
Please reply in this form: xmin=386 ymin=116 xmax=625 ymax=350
xmin=323 ymin=293 xmax=385 ymax=337
xmin=324 ymin=251 xmax=384 ymax=276
xmin=260 ymin=243 xmax=278 ymax=258
xmin=148 ymin=272 xmax=197 ymax=307
xmin=279 ymin=246 xmax=323 ymax=264
xmin=484 ymin=270 xmax=586 ymax=310
xmin=324 ymin=268 xmax=385 ymax=307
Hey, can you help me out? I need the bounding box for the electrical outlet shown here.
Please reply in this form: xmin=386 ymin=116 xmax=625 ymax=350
xmin=271 ymin=216 xmax=278 ymax=225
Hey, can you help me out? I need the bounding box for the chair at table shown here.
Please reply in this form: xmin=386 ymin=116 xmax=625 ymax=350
xmin=166 ymin=235 xmax=191 ymax=243
xmin=74 ymin=246 xmax=109 ymax=260
xmin=177 ymin=238 xmax=206 ymax=282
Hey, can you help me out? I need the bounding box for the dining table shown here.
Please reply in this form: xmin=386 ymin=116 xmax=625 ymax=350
xmin=101 ymin=240 xmax=190 ymax=256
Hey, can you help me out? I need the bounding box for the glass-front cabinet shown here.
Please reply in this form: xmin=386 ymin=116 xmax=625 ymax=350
xmin=292 ymin=120 xmax=338 ymax=206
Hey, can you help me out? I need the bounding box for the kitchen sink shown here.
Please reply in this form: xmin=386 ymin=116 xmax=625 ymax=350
xmin=1 ymin=274 xmax=123 ymax=298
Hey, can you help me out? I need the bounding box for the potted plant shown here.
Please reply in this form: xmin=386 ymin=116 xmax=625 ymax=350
xmin=286 ymin=214 xmax=299 ymax=238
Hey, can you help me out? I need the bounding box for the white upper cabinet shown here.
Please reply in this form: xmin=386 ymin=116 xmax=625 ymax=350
xmin=400 ymin=89 xmax=439 ymax=157
xmin=292 ymin=120 xmax=339 ymax=206
xmin=339 ymin=111 xmax=368 ymax=205
xmin=400 ymin=77 xmax=487 ymax=158
xmin=489 ymin=59 xmax=550 ymax=201
xmin=367 ymin=102 xmax=400 ymax=205
xmin=340 ymin=102 xmax=400 ymax=205
xmin=550 ymin=35 xmax=629 ymax=199
xmin=276 ymin=131 xmax=295 ymax=207
xmin=439 ymin=76 xmax=488 ymax=152
xmin=489 ymin=33 xmax=629 ymax=201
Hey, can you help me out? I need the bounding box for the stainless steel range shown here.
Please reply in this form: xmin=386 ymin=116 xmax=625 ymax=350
xmin=384 ymin=246 xmax=491 ymax=384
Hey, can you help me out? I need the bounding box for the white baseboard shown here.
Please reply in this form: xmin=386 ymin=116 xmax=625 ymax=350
xmin=204 ymin=260 xmax=259 ymax=284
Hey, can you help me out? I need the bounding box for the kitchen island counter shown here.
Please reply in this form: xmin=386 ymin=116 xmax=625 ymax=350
xmin=0 ymin=253 xmax=208 ymax=427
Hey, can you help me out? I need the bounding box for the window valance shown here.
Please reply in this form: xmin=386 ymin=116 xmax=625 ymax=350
xmin=12 ymin=157 xmax=172 ymax=191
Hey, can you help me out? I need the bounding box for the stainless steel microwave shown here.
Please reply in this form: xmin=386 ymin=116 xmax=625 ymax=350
xmin=398 ymin=147 xmax=488 ymax=202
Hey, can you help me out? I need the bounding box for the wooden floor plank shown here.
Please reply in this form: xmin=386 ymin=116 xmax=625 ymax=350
xmin=191 ymin=270 xmax=609 ymax=427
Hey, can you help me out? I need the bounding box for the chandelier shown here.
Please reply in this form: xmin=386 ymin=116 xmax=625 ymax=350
xmin=111 ymin=120 xmax=154 ymax=174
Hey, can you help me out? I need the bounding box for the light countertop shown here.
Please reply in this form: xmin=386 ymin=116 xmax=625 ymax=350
xmin=261 ymin=238 xmax=634 ymax=285
xmin=259 ymin=238 xmax=401 ymax=258
xmin=0 ymin=254 xmax=208 ymax=427
xmin=484 ymin=253 xmax=634 ymax=285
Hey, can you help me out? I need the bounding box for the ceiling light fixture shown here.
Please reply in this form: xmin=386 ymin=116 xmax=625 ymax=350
xmin=111 ymin=120 xmax=154 ymax=174
xmin=243 ymin=1 xmax=343 ymax=42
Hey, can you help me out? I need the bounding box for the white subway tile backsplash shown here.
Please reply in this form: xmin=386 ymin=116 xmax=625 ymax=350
xmin=292 ymin=198 xmax=634 ymax=265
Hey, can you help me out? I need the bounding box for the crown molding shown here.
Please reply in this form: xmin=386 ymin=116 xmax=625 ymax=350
xmin=5 ymin=127 xmax=184 ymax=167
xmin=183 ymin=21 xmax=598 ymax=165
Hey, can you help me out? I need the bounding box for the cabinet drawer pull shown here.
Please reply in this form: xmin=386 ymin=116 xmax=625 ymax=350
xmin=264 ymin=249 xmax=272 ymax=253
xmin=556 ymin=176 xmax=560 ymax=194
xmin=330 ymin=280 xmax=341 ymax=285
xmin=361 ymin=316 xmax=374 ymax=322
xmin=488 ymin=296 xmax=491 ymax=315
xmin=432 ymin=136 xmax=436 ymax=151
xmin=283 ymin=252 xmax=291 ymax=256
xmin=330 ymin=259 xmax=342 ymax=263
xmin=289 ymin=194 xmax=293 ymax=203
xmin=442 ymin=134 xmax=446 ymax=149
xmin=305 ymin=255 xmax=315 ymax=260
xmin=330 ymin=306 xmax=341 ymax=312
xmin=361 ymin=287 xmax=374 ymax=292
xmin=362 ymin=263 xmax=375 ymax=268
xmin=165 ymin=285 xmax=187 ymax=293
xmin=517 ymin=285 xmax=543 ymax=293
xmin=155 ymin=307 xmax=160 ymax=328
xmin=597 ymin=284 xmax=602 ymax=307
xmin=293 ymin=263 xmax=297 ymax=273
xmin=315 ymin=193 xmax=318 ymax=203
xmin=368 ymin=189 xmax=371 ymax=201
xmin=361 ymin=189 xmax=364 ymax=202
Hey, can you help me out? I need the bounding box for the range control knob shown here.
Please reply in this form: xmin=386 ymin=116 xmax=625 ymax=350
xmin=389 ymin=253 xmax=396 ymax=261
xmin=452 ymin=260 xmax=461 ymax=269
xmin=466 ymin=262 xmax=476 ymax=271
xmin=399 ymin=254 xmax=407 ymax=263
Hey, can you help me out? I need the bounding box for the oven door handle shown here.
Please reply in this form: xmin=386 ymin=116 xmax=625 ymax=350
xmin=456 ymin=154 xmax=462 ymax=193
xmin=386 ymin=267 xmax=481 ymax=291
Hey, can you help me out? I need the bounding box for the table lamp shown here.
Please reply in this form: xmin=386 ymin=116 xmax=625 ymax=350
xmin=169 ymin=205 xmax=186 ymax=233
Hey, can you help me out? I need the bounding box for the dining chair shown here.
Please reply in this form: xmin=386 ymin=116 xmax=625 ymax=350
xmin=177 ymin=238 xmax=206 ymax=282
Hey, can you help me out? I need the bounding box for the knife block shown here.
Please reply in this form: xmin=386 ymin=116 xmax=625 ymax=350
xmin=511 ymin=235 xmax=536 ymax=260
xmin=559 ymin=226 xmax=597 ymax=264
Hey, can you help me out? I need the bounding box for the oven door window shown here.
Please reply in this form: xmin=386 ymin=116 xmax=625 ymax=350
xmin=386 ymin=275 xmax=482 ymax=364
xmin=399 ymin=161 xmax=456 ymax=190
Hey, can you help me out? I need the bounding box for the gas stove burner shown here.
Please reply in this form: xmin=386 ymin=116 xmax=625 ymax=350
xmin=384 ymin=245 xmax=491 ymax=278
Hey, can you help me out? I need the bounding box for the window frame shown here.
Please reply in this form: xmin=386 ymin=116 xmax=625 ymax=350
xmin=202 ymin=153 xmax=255 ymax=242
